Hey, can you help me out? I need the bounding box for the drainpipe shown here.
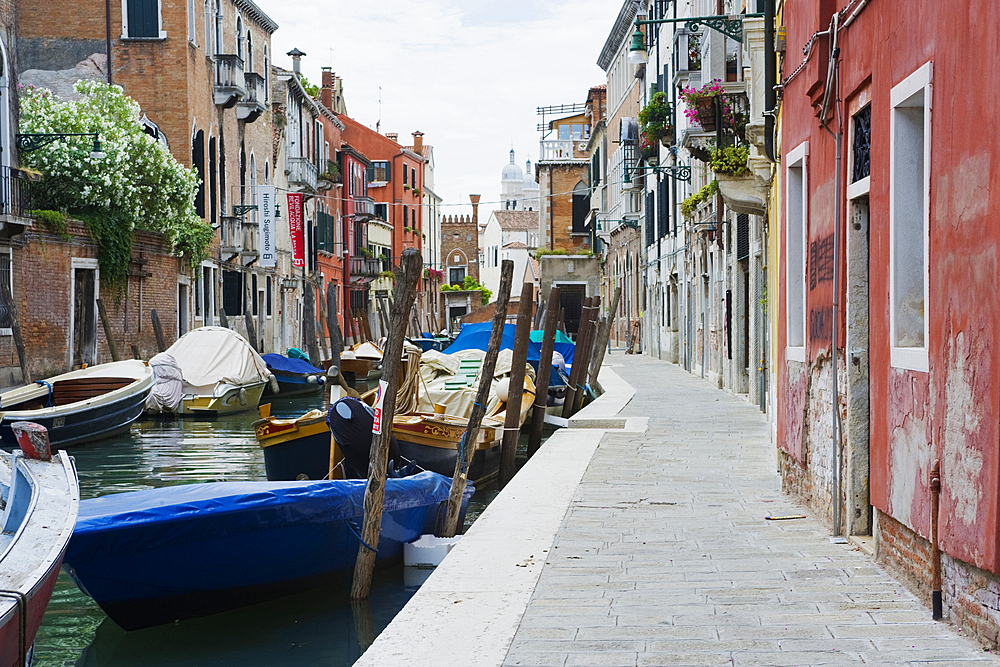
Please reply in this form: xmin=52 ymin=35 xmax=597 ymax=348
xmin=819 ymin=14 xmax=843 ymax=538
xmin=930 ymin=459 xmax=942 ymax=620
xmin=105 ymin=0 xmax=113 ymax=84
xmin=763 ymin=0 xmax=776 ymax=162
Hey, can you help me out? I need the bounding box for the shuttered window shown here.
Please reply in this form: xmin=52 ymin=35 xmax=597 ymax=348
xmin=127 ymin=0 xmax=160 ymax=38
xmin=657 ymin=178 xmax=669 ymax=238
xmin=645 ymin=190 xmax=655 ymax=246
xmin=736 ymin=214 xmax=749 ymax=261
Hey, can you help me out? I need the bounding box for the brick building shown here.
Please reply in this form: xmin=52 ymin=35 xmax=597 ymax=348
xmin=18 ymin=0 xmax=281 ymax=355
xmin=440 ymin=195 xmax=482 ymax=330
xmin=535 ymin=103 xmax=591 ymax=254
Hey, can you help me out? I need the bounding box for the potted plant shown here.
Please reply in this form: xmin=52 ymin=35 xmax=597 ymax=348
xmin=710 ymin=144 xmax=767 ymax=215
xmin=638 ymin=92 xmax=674 ymax=147
xmin=679 ymin=79 xmax=725 ymax=132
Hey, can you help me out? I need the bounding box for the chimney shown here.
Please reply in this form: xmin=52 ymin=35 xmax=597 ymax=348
xmin=321 ymin=67 xmax=333 ymax=108
xmin=470 ymin=194 xmax=481 ymax=225
xmin=386 ymin=133 xmax=398 ymax=142
xmin=287 ymin=47 xmax=305 ymax=75
xmin=412 ymin=131 xmax=424 ymax=155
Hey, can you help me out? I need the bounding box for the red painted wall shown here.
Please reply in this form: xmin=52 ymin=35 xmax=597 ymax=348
xmin=780 ymin=0 xmax=1000 ymax=573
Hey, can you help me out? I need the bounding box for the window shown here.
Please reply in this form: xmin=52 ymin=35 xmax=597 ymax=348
xmin=236 ymin=16 xmax=244 ymax=61
xmin=369 ymin=161 xmax=390 ymax=183
xmin=785 ymin=142 xmax=808 ymax=361
xmin=123 ymin=0 xmax=163 ymax=39
xmin=449 ymin=267 xmax=465 ymax=285
xmin=245 ymin=30 xmax=253 ymax=72
xmin=890 ymin=62 xmax=932 ymax=371
xmin=403 ymin=206 xmax=409 ymax=227
xmin=203 ymin=0 xmax=212 ymax=53
xmin=263 ymin=46 xmax=268 ymax=101
xmin=403 ymin=164 xmax=408 ymax=185
xmin=266 ymin=275 xmax=272 ymax=317
xmin=0 ymin=248 xmax=12 ymax=335
xmin=572 ymin=180 xmax=589 ymax=234
xmin=251 ymin=273 xmax=259 ymax=316
xmin=558 ymin=124 xmax=589 ymax=140
xmin=222 ymin=270 xmax=243 ymax=316
xmin=411 ymin=167 xmax=416 ymax=187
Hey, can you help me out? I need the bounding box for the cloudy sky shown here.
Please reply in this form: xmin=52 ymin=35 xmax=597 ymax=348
xmin=259 ymin=0 xmax=624 ymax=217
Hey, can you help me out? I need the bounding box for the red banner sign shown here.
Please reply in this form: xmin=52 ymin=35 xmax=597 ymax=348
xmin=287 ymin=193 xmax=304 ymax=268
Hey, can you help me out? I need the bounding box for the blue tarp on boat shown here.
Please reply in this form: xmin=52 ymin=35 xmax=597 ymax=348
xmin=262 ymin=353 xmax=323 ymax=375
xmin=443 ymin=322 xmax=575 ymax=369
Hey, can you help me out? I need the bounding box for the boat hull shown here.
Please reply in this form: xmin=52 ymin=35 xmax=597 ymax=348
xmin=0 ymin=361 xmax=153 ymax=449
xmin=264 ymin=373 xmax=323 ymax=397
xmin=392 ymin=417 xmax=501 ymax=483
xmin=256 ymin=413 xmax=337 ymax=481
xmin=178 ymin=382 xmax=266 ymax=416
xmin=63 ymin=473 xmax=468 ymax=630
xmin=0 ymin=451 xmax=79 ymax=667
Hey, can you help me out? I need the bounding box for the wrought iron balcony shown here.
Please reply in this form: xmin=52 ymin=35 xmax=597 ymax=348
xmin=0 ymin=168 xmax=32 ymax=235
xmin=237 ymin=72 xmax=266 ymax=122
xmin=353 ymin=196 xmax=375 ymax=221
xmin=214 ymin=55 xmax=245 ymax=108
xmin=286 ymin=156 xmax=317 ymax=192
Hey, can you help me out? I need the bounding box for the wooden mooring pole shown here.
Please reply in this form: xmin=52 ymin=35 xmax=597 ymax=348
xmin=527 ymin=286 xmax=560 ymax=457
xmin=588 ymin=287 xmax=621 ymax=395
xmin=439 ymin=260 xmax=514 ymax=538
xmin=150 ymin=309 xmax=167 ymax=353
xmin=244 ymin=309 xmax=259 ymax=353
xmin=96 ymin=298 xmax=121 ymax=362
xmin=498 ymin=281 xmax=535 ymax=489
xmin=326 ymin=283 xmax=342 ymax=370
xmin=0 ymin=279 xmax=30 ymax=383
xmin=561 ymin=297 xmax=593 ymax=419
xmin=572 ymin=296 xmax=601 ymax=414
xmin=350 ymin=249 xmax=423 ymax=600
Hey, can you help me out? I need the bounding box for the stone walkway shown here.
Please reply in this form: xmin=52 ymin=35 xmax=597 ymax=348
xmin=502 ymin=354 xmax=999 ymax=667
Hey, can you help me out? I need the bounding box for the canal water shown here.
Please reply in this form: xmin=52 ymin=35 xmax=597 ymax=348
xmin=30 ymin=393 xmax=501 ymax=667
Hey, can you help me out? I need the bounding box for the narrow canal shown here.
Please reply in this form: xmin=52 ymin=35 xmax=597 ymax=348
xmin=30 ymin=393 xmax=501 ymax=666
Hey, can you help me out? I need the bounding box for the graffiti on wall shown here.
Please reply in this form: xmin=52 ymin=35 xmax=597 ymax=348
xmin=810 ymin=307 xmax=832 ymax=341
xmin=809 ymin=234 xmax=835 ymax=290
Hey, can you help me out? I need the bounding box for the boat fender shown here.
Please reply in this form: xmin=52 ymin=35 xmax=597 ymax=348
xmin=268 ymin=376 xmax=280 ymax=394
xmin=306 ymin=375 xmax=318 ymax=384
xmin=318 ymin=376 xmax=326 ymax=385
xmin=239 ymin=387 xmax=248 ymax=406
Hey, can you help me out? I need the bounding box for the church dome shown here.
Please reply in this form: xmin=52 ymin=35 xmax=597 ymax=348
xmin=502 ymin=149 xmax=523 ymax=181
xmin=523 ymin=159 xmax=538 ymax=191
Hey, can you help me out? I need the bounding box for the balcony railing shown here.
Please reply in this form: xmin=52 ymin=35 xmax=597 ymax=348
xmin=219 ymin=216 xmax=242 ymax=256
xmin=539 ymin=139 xmax=578 ymax=161
xmin=237 ymin=72 xmax=266 ymax=122
xmin=1 ymin=167 xmax=31 ymax=222
xmin=287 ymin=156 xmax=318 ymax=191
xmin=214 ymin=55 xmax=245 ymax=108
xmin=349 ymin=257 xmax=380 ymax=277
xmin=353 ymin=196 xmax=375 ymax=221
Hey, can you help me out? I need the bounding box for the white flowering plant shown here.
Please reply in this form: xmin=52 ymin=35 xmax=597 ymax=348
xmin=19 ymin=81 xmax=213 ymax=282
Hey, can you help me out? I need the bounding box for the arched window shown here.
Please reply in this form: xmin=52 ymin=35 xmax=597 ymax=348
xmin=236 ymin=16 xmax=244 ymax=61
xmin=572 ymin=180 xmax=589 ymax=234
xmin=263 ymin=45 xmax=269 ymax=102
xmin=246 ymin=30 xmax=253 ymax=72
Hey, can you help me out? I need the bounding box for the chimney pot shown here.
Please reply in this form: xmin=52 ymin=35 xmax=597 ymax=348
xmin=386 ymin=132 xmax=398 ymax=142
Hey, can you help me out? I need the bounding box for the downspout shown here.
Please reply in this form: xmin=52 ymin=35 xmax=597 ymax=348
xmin=105 ymin=0 xmax=113 ymax=84
xmin=763 ymin=0 xmax=776 ymax=162
xmin=819 ymin=13 xmax=843 ymax=538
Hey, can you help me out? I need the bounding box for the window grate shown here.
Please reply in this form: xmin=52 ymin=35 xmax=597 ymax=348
xmin=852 ymin=105 xmax=871 ymax=183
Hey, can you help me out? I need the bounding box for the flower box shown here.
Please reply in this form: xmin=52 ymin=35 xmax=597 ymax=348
xmin=715 ymin=172 xmax=768 ymax=216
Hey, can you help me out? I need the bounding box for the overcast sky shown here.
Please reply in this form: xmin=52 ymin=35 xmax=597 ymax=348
xmin=260 ymin=0 xmax=623 ymax=217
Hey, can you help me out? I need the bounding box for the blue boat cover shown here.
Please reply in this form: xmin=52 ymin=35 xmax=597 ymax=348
xmin=72 ymin=471 xmax=453 ymax=556
xmin=262 ymin=353 xmax=324 ymax=375
xmin=443 ymin=322 xmax=575 ymax=368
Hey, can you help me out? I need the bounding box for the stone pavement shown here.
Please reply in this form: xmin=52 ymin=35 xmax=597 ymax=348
xmin=502 ymin=354 xmax=1000 ymax=667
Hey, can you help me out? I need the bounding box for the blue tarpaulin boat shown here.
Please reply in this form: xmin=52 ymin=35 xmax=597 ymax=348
xmin=63 ymin=471 xmax=470 ymax=630
xmin=261 ymin=353 xmax=326 ymax=397
xmin=443 ymin=322 xmax=575 ymax=372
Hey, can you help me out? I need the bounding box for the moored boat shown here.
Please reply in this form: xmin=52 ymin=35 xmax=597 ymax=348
xmin=0 ymin=430 xmax=80 ymax=667
xmin=62 ymin=471 xmax=471 ymax=630
xmin=0 ymin=360 xmax=154 ymax=449
xmin=145 ymin=327 xmax=275 ymax=417
xmin=261 ymin=353 xmax=326 ymax=398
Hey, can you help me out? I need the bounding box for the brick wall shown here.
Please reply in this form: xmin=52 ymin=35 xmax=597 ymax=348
xmin=0 ymin=221 xmax=181 ymax=385
xmin=539 ymin=163 xmax=590 ymax=254
xmin=441 ymin=216 xmax=479 ymax=283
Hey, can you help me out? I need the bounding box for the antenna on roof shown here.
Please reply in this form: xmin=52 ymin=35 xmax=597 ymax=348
xmin=377 ymin=86 xmax=382 ymax=133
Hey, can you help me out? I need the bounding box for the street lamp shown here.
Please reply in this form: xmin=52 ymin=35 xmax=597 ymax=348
xmin=627 ymin=27 xmax=647 ymax=65
xmin=17 ymin=132 xmax=106 ymax=160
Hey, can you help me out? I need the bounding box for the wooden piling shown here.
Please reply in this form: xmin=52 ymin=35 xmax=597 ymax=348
xmin=560 ymin=297 xmax=592 ymax=419
xmin=326 ymin=283 xmax=342 ymax=370
xmin=572 ymin=296 xmax=601 ymax=414
xmin=243 ymin=309 xmax=259 ymax=353
xmin=302 ymin=284 xmax=321 ymax=366
xmin=0 ymin=281 xmax=28 ymax=383
xmin=219 ymin=309 xmax=229 ymax=329
xmin=130 ymin=344 xmax=141 ymax=360
xmin=361 ymin=309 xmax=374 ymax=342
xmin=588 ymin=287 xmax=621 ymax=395
xmin=527 ymin=286 xmax=560 ymax=457
xmin=498 ymin=281 xmax=535 ymax=489
xmin=96 ymin=298 xmax=121 ymax=362
xmin=150 ymin=309 xmax=167 ymax=353
xmin=350 ymin=249 xmax=423 ymax=600
xmin=440 ymin=260 xmax=515 ymax=538
xmin=318 ymin=289 xmax=331 ymax=360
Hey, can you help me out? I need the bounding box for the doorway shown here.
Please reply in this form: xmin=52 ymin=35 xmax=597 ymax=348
xmin=71 ymin=262 xmax=98 ymax=368
xmin=178 ymin=282 xmax=190 ymax=337
xmin=557 ymin=283 xmax=586 ymax=339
